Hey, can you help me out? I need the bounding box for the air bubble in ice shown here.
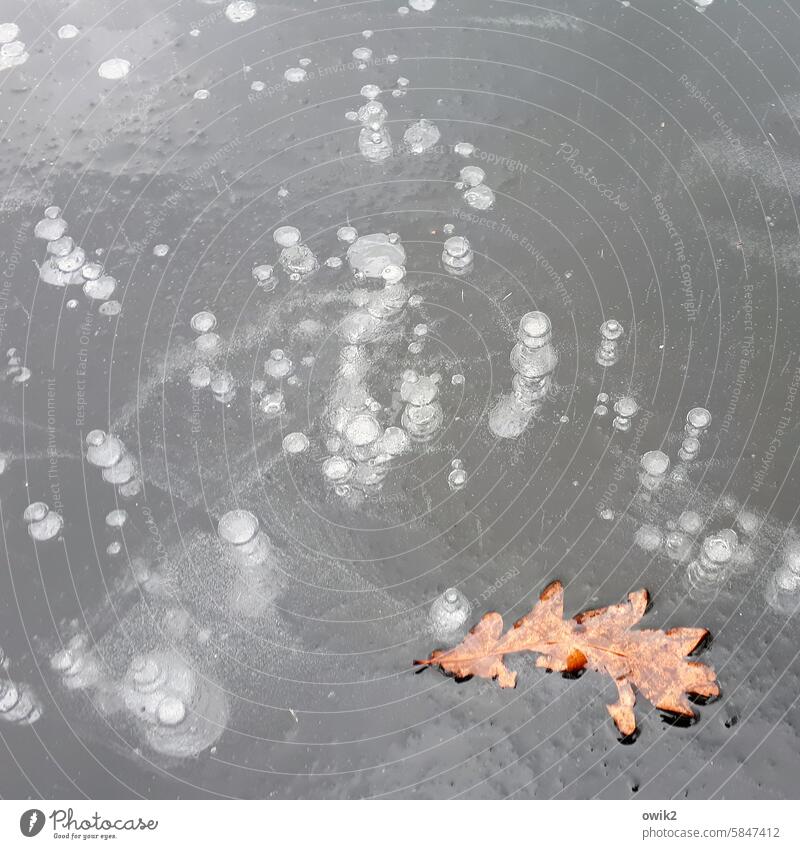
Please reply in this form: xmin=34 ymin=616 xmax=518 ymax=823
xmin=442 ymin=235 xmax=473 ymax=275
xmin=190 ymin=311 xmax=216 ymax=334
xmin=464 ymin=184 xmax=495 ymax=210
xmin=639 ymin=450 xmax=669 ymax=491
xmin=23 ymin=502 xmax=64 ymax=541
xmin=34 ymin=217 xmax=67 ymax=241
xmin=460 ymin=166 xmax=485 ymax=187
xmin=273 ymin=226 xmax=301 ymax=248
xmin=323 ymin=455 xmax=354 ymax=483
xmin=596 ymin=319 xmax=624 ymax=367
xmin=58 ymin=25 xmax=79 ymax=39
xmin=105 ymin=509 xmax=127 ymax=528
xmin=265 ymin=349 xmax=294 ymax=379
xmin=12 ymin=367 xmax=31 ymax=385
xmin=410 ymin=0 xmax=437 ymax=9
xmin=352 ymin=47 xmax=373 ymax=62
xmin=678 ymin=511 xmax=704 ymax=535
xmin=685 ymin=407 xmax=711 ymax=437
xmin=225 ymin=1 xmax=257 ymax=23
xmin=347 ymin=233 xmax=406 ymax=277
xmin=48 ymin=235 xmax=74 ymax=256
xmin=260 ymin=390 xmax=285 ymax=416
xmin=403 ymin=118 xmax=440 ymax=154
xmin=361 ymin=84 xmax=381 ymax=100
xmin=284 ymin=67 xmax=307 ymax=83
xmin=83 ymin=275 xmax=116 ymax=300
xmin=210 ymin=371 xmax=236 ymax=403
xmin=98 ymin=58 xmax=131 ymax=80
xmin=454 ymin=142 xmax=474 ymax=157
xmin=279 ymin=243 xmax=319 ymax=276
xmin=0 ymin=22 xmax=20 ymax=43
xmin=282 ymin=432 xmax=309 ymax=454
xmin=337 ymin=226 xmax=358 ymax=244
xmin=195 ymin=332 xmax=221 ymax=355
xmin=612 ymin=397 xmax=638 ymax=432
xmin=57 ymin=247 xmax=85 ymax=273
xmin=448 ymin=468 xmax=467 ymax=490
xmin=634 ymin=524 xmax=663 ymax=552
xmin=429 ymin=588 xmax=470 ymax=639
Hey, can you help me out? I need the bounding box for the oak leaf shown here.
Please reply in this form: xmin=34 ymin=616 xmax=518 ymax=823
xmin=415 ymin=581 xmax=720 ymax=736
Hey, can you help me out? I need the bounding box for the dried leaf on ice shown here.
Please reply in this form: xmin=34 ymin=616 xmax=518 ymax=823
xmin=414 ymin=581 xmax=720 ymax=736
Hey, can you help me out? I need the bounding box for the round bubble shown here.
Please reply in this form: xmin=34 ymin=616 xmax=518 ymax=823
xmin=225 ymin=1 xmax=257 ymax=23
xmin=273 ymin=226 xmax=301 ymax=247
xmin=98 ymin=58 xmax=131 ymax=80
xmin=282 ymin=432 xmax=309 ymax=454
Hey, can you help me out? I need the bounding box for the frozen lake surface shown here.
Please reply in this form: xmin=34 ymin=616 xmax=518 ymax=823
xmin=1 ymin=0 xmax=799 ymax=799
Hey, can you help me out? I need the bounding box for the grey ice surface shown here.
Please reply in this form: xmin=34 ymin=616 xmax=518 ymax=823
xmin=1 ymin=0 xmax=800 ymax=799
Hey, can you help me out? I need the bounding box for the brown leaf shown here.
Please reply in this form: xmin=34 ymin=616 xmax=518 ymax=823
xmin=415 ymin=581 xmax=720 ymax=736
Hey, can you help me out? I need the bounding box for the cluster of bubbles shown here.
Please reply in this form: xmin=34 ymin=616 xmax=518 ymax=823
xmin=678 ymin=407 xmax=712 ymax=466
xmin=448 ymin=458 xmax=467 ymax=491
xmin=188 ymin=310 xmax=237 ymax=404
xmin=105 ymin=508 xmax=128 ymax=557
xmin=34 ymin=206 xmax=118 ymax=303
xmin=0 ymin=677 xmax=42 ymax=725
xmin=489 ymin=311 xmax=557 ymax=439
xmin=401 ymin=370 xmax=443 ymax=442
xmin=457 ymin=165 xmax=496 ymax=211
xmin=596 ymin=319 xmax=625 ymax=367
xmin=50 ymin=634 xmax=228 ymax=757
xmin=5 ymin=347 xmax=31 ymax=385
xmin=765 ymin=542 xmax=800 ymax=615
xmin=0 ymin=22 xmax=29 ymax=71
xmin=258 ymin=346 xmax=299 ymax=416
xmin=684 ymin=530 xmax=741 ymax=600
xmin=595 ymin=395 xmax=639 ymax=432
xmin=218 ymin=509 xmax=277 ymax=617
xmin=356 ymin=99 xmax=393 ymax=163
xmin=402 ymin=118 xmax=441 ymax=155
xmin=274 ymin=225 xmax=319 ymax=279
xmin=22 ymin=501 xmax=64 ymax=542
xmin=441 ymin=235 xmax=474 ymax=277
xmin=85 ymin=429 xmax=142 ymax=498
